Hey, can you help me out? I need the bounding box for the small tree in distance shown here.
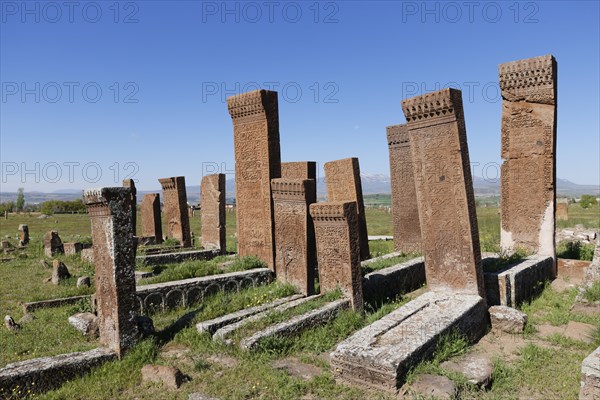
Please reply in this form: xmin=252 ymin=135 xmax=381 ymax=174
xmin=16 ymin=188 xmax=24 ymax=212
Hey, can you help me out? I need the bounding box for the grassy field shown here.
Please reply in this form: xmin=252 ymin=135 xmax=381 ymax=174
xmin=0 ymin=204 xmax=599 ymax=399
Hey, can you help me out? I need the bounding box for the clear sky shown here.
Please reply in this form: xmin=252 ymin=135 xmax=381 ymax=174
xmin=1 ymin=0 xmax=599 ymax=192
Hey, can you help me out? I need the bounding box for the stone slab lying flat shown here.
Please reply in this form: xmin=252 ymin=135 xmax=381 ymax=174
xmin=213 ymin=295 xmax=321 ymax=342
xmin=483 ymin=255 xmax=554 ymax=306
xmin=362 ymin=257 xmax=425 ymax=303
xmin=136 ymin=249 xmax=221 ymax=266
xmin=0 ymin=347 xmax=116 ymax=396
xmin=196 ymin=294 xmax=303 ymax=335
xmin=22 ymin=295 xmax=92 ymax=313
xmin=240 ymin=298 xmax=351 ymax=350
xmin=360 ymin=251 xmax=404 ymax=266
xmin=330 ymin=291 xmax=487 ymax=391
xmin=580 ymin=345 xmax=600 ymax=399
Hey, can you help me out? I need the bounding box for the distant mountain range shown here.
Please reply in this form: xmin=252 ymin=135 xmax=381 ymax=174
xmin=1 ymin=174 xmax=598 ymax=204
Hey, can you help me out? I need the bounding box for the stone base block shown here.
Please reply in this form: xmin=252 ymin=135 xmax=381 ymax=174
xmin=581 ymin=345 xmax=600 ymax=399
xmin=330 ymin=291 xmax=487 ymax=391
xmin=484 ymin=255 xmax=554 ymax=307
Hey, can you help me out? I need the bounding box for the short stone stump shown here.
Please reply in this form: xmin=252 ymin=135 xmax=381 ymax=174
xmin=330 ymin=291 xmax=487 ymax=391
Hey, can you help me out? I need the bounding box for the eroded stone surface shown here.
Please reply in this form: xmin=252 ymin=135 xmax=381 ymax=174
xmin=441 ymin=354 xmax=493 ymax=387
xmin=324 ymin=158 xmax=369 ymax=260
xmin=362 ymin=257 xmax=425 ymax=304
xmin=408 ymin=374 xmax=456 ymax=399
xmin=68 ymin=312 xmax=99 ymax=337
xmin=489 ymin=305 xmax=527 ymax=334
xmin=580 ymin=345 xmax=600 ymax=400
xmin=402 ymin=88 xmax=484 ymax=297
xmin=43 ymin=230 xmax=64 ymax=257
xmin=201 ymin=173 xmax=226 ymax=252
xmin=51 ymin=260 xmax=70 ymax=284
xmin=159 ymin=176 xmax=191 ymax=247
xmin=330 ymin=291 xmax=487 ymax=391
xmin=141 ymin=364 xmax=186 ymax=389
xmin=122 ymin=179 xmax=137 ymax=236
xmin=310 ymin=202 xmax=363 ymax=312
xmin=386 ymin=124 xmax=421 ymax=254
xmin=18 ymin=224 xmax=29 ymax=246
xmin=84 ymin=187 xmax=138 ymax=357
xmin=228 ymin=89 xmax=281 ymax=270
xmin=281 ymin=161 xmax=316 ymax=181
xmin=141 ymin=193 xmax=163 ymax=244
xmin=272 ymin=178 xmax=316 ymax=295
xmin=499 ymin=55 xmax=557 ymax=273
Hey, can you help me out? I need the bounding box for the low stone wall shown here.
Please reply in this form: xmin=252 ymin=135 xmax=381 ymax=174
xmin=483 ymin=255 xmax=554 ymax=307
xmin=135 ymin=268 xmax=274 ymax=313
xmin=136 ymin=249 xmax=222 ymax=266
xmin=22 ymin=295 xmax=92 ymax=313
xmin=580 ymin=345 xmax=600 ymax=399
xmin=362 ymin=257 xmax=425 ymax=303
xmin=0 ymin=347 xmax=116 ymax=398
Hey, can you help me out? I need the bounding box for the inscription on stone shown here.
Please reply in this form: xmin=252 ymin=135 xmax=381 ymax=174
xmin=158 ymin=176 xmax=192 ymax=247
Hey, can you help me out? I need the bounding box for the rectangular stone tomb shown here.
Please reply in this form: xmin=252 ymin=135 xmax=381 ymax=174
xmin=136 ymin=248 xmax=221 ymax=266
xmin=330 ymin=291 xmax=487 ymax=391
xmin=580 ymin=345 xmax=600 ymax=400
xmin=239 ymin=298 xmax=350 ymax=351
xmin=483 ymin=254 xmax=555 ymax=307
xmin=0 ymin=347 xmax=116 ymax=396
xmin=499 ymin=55 xmax=557 ymax=272
xmin=362 ymin=256 xmax=425 ymax=304
xmin=196 ymin=294 xmax=304 ymax=335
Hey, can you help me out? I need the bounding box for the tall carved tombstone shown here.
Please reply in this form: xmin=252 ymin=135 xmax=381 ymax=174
xmin=272 ymin=178 xmax=317 ymax=295
xmin=201 ymin=173 xmax=226 ymax=253
xmin=122 ymin=179 xmax=137 ymax=235
xmin=402 ymin=88 xmax=485 ymax=297
xmin=324 ymin=158 xmax=369 ymax=260
xmin=158 ymin=176 xmax=192 ymax=247
xmin=83 ymin=187 xmax=138 ymax=357
xmin=281 ymin=161 xmax=317 ymax=180
xmin=499 ymin=55 xmax=557 ymax=276
xmin=310 ymin=201 xmax=363 ymax=312
xmin=386 ymin=124 xmax=421 ymax=254
xmin=227 ymin=89 xmax=281 ymax=270
xmin=141 ymin=193 xmax=163 ymax=244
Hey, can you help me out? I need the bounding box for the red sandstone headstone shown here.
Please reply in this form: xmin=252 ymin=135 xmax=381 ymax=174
xmin=556 ymin=202 xmax=568 ymax=221
xmin=281 ymin=161 xmax=317 ymax=181
xmin=141 ymin=193 xmax=163 ymax=244
xmin=402 ymin=88 xmax=484 ymax=297
xmin=272 ymin=178 xmax=317 ymax=295
xmin=324 ymin=158 xmax=369 ymax=260
xmin=158 ymin=177 xmax=192 ymax=247
xmin=499 ymin=55 xmax=557 ymax=277
xmin=386 ymin=124 xmax=422 ymax=254
xmin=84 ymin=187 xmax=138 ymax=357
xmin=201 ymin=173 xmax=226 ymax=253
xmin=227 ymin=89 xmax=281 ymax=270
xmin=310 ymin=201 xmax=363 ymax=312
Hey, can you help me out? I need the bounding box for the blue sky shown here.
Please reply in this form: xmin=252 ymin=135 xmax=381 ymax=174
xmin=1 ymin=0 xmax=599 ymax=192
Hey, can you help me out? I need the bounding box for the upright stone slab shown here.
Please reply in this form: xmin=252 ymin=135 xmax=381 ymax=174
xmin=43 ymin=230 xmax=64 ymax=257
xmin=83 ymin=187 xmax=138 ymax=357
xmin=281 ymin=161 xmax=317 ymax=180
xmin=272 ymin=178 xmax=316 ymax=295
xmin=158 ymin=176 xmax=192 ymax=247
xmin=18 ymin=224 xmax=29 ymax=246
xmin=141 ymin=193 xmax=163 ymax=244
xmin=310 ymin=201 xmax=363 ymax=311
xmin=227 ymin=89 xmax=281 ymax=270
xmin=324 ymin=158 xmax=369 ymax=260
xmin=122 ymin=179 xmax=137 ymax=235
xmin=556 ymin=202 xmax=568 ymax=221
xmin=386 ymin=124 xmax=421 ymax=254
xmin=402 ymin=88 xmax=485 ymax=297
xmin=499 ymin=55 xmax=557 ymax=275
xmin=201 ymin=173 xmax=226 ymax=253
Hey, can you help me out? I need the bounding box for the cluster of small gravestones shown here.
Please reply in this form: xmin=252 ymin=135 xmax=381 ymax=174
xmin=3 ymin=54 xmax=600 ymax=399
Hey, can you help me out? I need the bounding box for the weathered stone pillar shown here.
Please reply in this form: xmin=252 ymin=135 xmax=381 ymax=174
xmin=201 ymin=173 xmax=226 ymax=253
xmin=18 ymin=224 xmax=29 ymax=246
xmin=402 ymin=88 xmax=485 ymax=298
xmin=499 ymin=55 xmax=557 ymax=276
xmin=83 ymin=187 xmax=138 ymax=357
xmin=272 ymin=178 xmax=317 ymax=295
xmin=386 ymin=124 xmax=421 ymax=254
xmin=158 ymin=176 xmax=192 ymax=247
xmin=141 ymin=193 xmax=163 ymax=244
xmin=324 ymin=158 xmax=369 ymax=260
xmin=122 ymin=179 xmax=137 ymax=235
xmin=310 ymin=201 xmax=363 ymax=312
xmin=227 ymin=89 xmax=281 ymax=270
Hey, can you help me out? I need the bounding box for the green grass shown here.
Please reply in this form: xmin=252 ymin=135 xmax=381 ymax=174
xmin=583 ymin=281 xmax=600 ymax=303
xmin=482 ymin=247 xmax=531 ymax=273
xmin=367 ymin=239 xmax=394 ymax=257
xmin=362 ymin=253 xmax=421 ymax=275
xmin=556 ymin=240 xmax=596 ymax=261
xmin=556 ymin=204 xmax=600 ymax=230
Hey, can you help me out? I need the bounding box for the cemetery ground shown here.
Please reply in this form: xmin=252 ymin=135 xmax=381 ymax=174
xmin=0 ymin=204 xmax=599 ymax=399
